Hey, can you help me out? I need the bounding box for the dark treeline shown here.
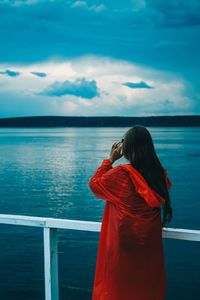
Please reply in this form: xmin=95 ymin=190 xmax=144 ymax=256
xmin=0 ymin=115 xmax=200 ymax=127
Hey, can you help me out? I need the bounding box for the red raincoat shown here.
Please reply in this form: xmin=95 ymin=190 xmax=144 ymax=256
xmin=89 ymin=159 xmax=172 ymax=300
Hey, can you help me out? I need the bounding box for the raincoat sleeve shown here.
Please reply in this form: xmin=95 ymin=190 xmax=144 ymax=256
xmin=89 ymin=159 xmax=128 ymax=205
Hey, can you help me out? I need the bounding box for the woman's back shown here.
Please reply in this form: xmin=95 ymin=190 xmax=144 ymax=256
xmin=89 ymin=158 xmax=172 ymax=300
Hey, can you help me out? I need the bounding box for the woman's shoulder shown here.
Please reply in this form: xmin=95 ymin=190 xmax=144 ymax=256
xmin=112 ymin=164 xmax=134 ymax=182
xmin=108 ymin=164 xmax=131 ymax=180
xmin=118 ymin=163 xmax=136 ymax=174
xmin=113 ymin=163 xmax=131 ymax=173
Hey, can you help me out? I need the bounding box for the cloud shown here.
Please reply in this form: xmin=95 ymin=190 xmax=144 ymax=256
xmin=0 ymin=55 xmax=197 ymax=117
xmin=31 ymin=71 xmax=47 ymax=77
xmin=71 ymin=1 xmax=88 ymax=9
xmin=71 ymin=1 xmax=106 ymax=12
xmin=145 ymin=0 xmax=200 ymax=28
xmin=122 ymin=81 xmax=152 ymax=89
xmin=38 ymin=77 xmax=100 ymax=99
xmin=0 ymin=69 xmax=20 ymax=77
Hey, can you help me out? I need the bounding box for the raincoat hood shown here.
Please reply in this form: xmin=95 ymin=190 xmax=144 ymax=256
xmin=120 ymin=164 xmax=169 ymax=207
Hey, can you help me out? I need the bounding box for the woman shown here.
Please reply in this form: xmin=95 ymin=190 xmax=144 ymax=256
xmin=89 ymin=126 xmax=172 ymax=300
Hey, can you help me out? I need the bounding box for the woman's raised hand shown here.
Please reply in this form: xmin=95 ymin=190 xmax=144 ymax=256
xmin=108 ymin=141 xmax=124 ymax=164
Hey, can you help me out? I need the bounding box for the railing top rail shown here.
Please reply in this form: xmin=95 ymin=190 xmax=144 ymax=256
xmin=0 ymin=214 xmax=101 ymax=232
xmin=0 ymin=214 xmax=200 ymax=241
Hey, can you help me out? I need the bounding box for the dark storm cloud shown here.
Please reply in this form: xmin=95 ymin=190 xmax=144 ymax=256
xmin=0 ymin=0 xmax=199 ymax=65
xmin=145 ymin=0 xmax=200 ymax=28
xmin=122 ymin=81 xmax=152 ymax=89
xmin=0 ymin=69 xmax=20 ymax=77
xmin=38 ymin=77 xmax=100 ymax=99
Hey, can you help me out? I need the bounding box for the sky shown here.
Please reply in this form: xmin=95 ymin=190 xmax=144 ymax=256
xmin=0 ymin=0 xmax=200 ymax=117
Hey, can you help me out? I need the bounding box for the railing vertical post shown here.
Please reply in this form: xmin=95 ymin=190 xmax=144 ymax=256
xmin=43 ymin=227 xmax=59 ymax=300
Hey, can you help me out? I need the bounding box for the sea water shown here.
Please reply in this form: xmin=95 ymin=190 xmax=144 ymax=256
xmin=0 ymin=127 xmax=199 ymax=300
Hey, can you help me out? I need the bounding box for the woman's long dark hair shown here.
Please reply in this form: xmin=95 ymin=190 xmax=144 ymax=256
xmin=122 ymin=125 xmax=172 ymax=227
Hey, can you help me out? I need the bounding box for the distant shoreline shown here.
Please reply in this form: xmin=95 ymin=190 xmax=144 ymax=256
xmin=0 ymin=115 xmax=200 ymax=127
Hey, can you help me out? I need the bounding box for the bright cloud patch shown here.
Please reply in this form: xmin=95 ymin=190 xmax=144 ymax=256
xmin=0 ymin=55 xmax=196 ymax=117
xmin=71 ymin=1 xmax=106 ymax=13
xmin=122 ymin=81 xmax=152 ymax=89
xmin=0 ymin=69 xmax=20 ymax=77
xmin=31 ymin=72 xmax=47 ymax=78
xmin=38 ymin=77 xmax=100 ymax=99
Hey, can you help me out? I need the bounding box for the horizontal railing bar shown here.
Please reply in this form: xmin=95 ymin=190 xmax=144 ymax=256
xmin=46 ymin=218 xmax=102 ymax=232
xmin=0 ymin=214 xmax=46 ymax=227
xmin=0 ymin=214 xmax=200 ymax=241
xmin=0 ymin=214 xmax=102 ymax=231
xmin=162 ymin=227 xmax=200 ymax=241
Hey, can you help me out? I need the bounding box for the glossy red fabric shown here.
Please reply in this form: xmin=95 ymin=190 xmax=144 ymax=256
xmin=89 ymin=159 xmax=172 ymax=300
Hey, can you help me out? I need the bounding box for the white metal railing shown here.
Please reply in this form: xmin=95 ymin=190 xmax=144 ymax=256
xmin=0 ymin=214 xmax=200 ymax=300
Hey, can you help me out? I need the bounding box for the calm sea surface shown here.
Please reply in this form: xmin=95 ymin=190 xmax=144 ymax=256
xmin=0 ymin=127 xmax=199 ymax=300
